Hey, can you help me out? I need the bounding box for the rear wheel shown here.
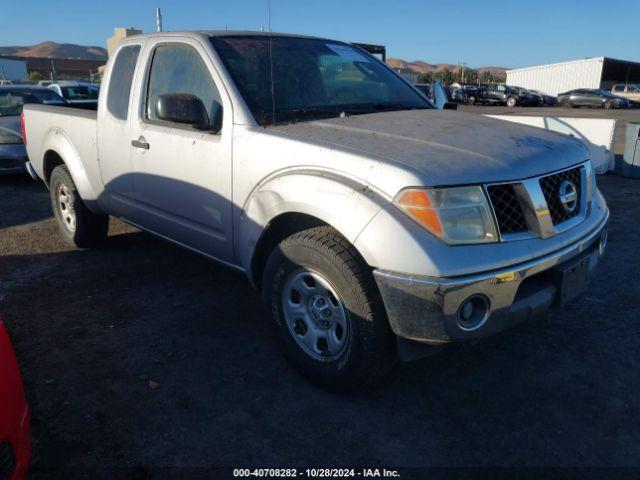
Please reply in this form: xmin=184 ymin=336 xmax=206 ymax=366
xmin=506 ymin=96 xmax=517 ymax=108
xmin=263 ymin=226 xmax=396 ymax=391
xmin=49 ymin=165 xmax=108 ymax=248
xmin=562 ymin=100 xmax=573 ymax=108
xmin=467 ymin=96 xmax=476 ymax=105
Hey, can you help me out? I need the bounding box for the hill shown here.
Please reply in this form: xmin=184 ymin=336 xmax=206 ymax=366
xmin=0 ymin=42 xmax=107 ymax=60
xmin=387 ymin=58 xmax=508 ymax=76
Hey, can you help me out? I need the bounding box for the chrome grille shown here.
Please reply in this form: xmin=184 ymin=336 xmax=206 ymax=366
xmin=539 ymin=167 xmax=582 ymax=225
xmin=486 ymin=184 xmax=528 ymax=234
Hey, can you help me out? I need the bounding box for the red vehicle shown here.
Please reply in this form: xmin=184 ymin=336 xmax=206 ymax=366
xmin=0 ymin=319 xmax=30 ymax=480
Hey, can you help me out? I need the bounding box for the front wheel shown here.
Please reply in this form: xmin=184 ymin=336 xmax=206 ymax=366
xmin=49 ymin=165 xmax=108 ymax=248
xmin=506 ymin=96 xmax=517 ymax=108
xmin=263 ymin=226 xmax=396 ymax=391
xmin=603 ymin=100 xmax=615 ymax=110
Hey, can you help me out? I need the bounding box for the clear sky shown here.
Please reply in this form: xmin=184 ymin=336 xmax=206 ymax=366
xmin=2 ymin=0 xmax=639 ymax=68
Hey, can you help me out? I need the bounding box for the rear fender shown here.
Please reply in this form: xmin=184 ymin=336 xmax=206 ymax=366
xmin=41 ymin=128 xmax=101 ymax=208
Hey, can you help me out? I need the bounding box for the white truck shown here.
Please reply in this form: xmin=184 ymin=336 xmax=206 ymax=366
xmin=22 ymin=31 xmax=609 ymax=391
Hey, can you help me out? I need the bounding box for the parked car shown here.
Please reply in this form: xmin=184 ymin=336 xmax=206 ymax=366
xmin=508 ymin=86 xmax=540 ymax=106
xmin=558 ymin=89 xmax=629 ymax=109
xmin=450 ymin=86 xmax=468 ymax=103
xmin=611 ymin=84 xmax=640 ymax=104
xmin=48 ymin=81 xmax=99 ymax=109
xmin=23 ymin=31 xmax=608 ymax=391
xmin=520 ymin=88 xmax=544 ymax=106
xmin=477 ymin=84 xmax=537 ymax=107
xmin=0 ymin=319 xmax=30 ymax=480
xmin=0 ymin=86 xmax=66 ymax=174
xmin=530 ymin=89 xmax=557 ymax=106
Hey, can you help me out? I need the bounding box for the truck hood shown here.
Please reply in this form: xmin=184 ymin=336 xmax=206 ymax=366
xmin=268 ymin=110 xmax=588 ymax=185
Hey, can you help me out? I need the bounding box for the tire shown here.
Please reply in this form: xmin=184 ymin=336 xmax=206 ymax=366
xmin=506 ymin=96 xmax=517 ymax=108
xmin=603 ymin=101 xmax=615 ymax=110
xmin=49 ymin=165 xmax=108 ymax=248
xmin=562 ymin=101 xmax=573 ymax=108
xmin=263 ymin=226 xmax=396 ymax=391
xmin=468 ymin=96 xmax=476 ymax=105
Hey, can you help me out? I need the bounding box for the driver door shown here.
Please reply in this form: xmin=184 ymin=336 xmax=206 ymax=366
xmin=128 ymin=39 xmax=234 ymax=264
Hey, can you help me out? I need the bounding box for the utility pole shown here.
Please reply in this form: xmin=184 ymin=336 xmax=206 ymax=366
xmin=156 ymin=7 xmax=163 ymax=32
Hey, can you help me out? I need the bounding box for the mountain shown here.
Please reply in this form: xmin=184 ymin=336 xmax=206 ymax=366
xmin=0 ymin=42 xmax=107 ymax=60
xmin=387 ymin=58 xmax=508 ymax=75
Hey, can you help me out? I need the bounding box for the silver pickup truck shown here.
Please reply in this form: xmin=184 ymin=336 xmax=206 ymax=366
xmin=23 ymin=31 xmax=609 ymax=391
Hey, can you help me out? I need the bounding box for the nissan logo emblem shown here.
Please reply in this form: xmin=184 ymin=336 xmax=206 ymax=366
xmin=558 ymin=180 xmax=578 ymax=213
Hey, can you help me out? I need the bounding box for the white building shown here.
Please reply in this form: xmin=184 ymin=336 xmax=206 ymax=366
xmin=0 ymin=58 xmax=28 ymax=83
xmin=506 ymin=57 xmax=640 ymax=96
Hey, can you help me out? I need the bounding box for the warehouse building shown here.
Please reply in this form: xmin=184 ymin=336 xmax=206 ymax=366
xmin=506 ymin=57 xmax=640 ymax=96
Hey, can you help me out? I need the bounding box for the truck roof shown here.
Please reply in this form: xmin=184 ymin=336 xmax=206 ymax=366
xmin=121 ymin=30 xmax=335 ymax=43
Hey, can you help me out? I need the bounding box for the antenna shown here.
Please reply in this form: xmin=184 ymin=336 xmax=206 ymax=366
xmin=156 ymin=7 xmax=163 ymax=32
xmin=268 ymin=0 xmax=275 ymax=124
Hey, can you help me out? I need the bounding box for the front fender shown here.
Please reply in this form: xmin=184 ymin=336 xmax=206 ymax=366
xmin=238 ymin=170 xmax=391 ymax=281
xmin=41 ymin=128 xmax=101 ymax=208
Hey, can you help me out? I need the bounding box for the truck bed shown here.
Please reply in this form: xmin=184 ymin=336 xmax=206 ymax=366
xmin=23 ymin=103 xmax=99 ymax=192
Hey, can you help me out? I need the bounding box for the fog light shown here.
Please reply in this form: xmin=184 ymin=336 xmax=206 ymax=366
xmin=457 ymin=295 xmax=490 ymax=331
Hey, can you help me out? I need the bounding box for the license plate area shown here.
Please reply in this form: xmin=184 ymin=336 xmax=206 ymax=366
xmin=554 ymin=254 xmax=591 ymax=306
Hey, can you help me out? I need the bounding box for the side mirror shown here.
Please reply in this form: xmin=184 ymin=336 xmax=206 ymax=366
xmin=156 ymin=93 xmax=222 ymax=133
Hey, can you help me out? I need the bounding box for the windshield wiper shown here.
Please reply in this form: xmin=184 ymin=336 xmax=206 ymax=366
xmin=369 ymin=102 xmax=426 ymax=111
xmin=271 ymin=107 xmax=345 ymax=124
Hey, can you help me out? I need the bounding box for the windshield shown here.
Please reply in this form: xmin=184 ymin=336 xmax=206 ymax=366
xmin=210 ymin=36 xmax=431 ymax=126
xmin=61 ymin=86 xmax=99 ymax=100
xmin=0 ymin=89 xmax=66 ymax=116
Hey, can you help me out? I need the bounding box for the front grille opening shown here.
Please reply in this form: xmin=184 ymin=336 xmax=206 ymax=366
xmin=539 ymin=167 xmax=582 ymax=225
xmin=513 ymin=270 xmax=556 ymax=305
xmin=487 ymin=184 xmax=529 ymax=235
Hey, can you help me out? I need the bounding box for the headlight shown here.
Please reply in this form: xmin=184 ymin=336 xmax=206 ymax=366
xmin=0 ymin=128 xmax=22 ymax=145
xmin=395 ymin=186 xmax=498 ymax=244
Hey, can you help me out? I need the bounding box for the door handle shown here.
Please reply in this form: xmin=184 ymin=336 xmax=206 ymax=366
xmin=131 ymin=136 xmax=150 ymax=150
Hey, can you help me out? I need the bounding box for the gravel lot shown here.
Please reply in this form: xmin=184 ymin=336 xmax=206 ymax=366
xmin=1 ymin=166 xmax=639 ymax=478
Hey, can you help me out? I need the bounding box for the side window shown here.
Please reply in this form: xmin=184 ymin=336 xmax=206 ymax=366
xmin=107 ymin=45 xmax=141 ymax=120
xmin=613 ymin=85 xmax=624 ymax=92
xmin=146 ymin=43 xmax=222 ymax=126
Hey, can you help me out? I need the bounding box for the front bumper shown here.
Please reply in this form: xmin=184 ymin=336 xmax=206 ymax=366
xmin=374 ymin=210 xmax=609 ymax=344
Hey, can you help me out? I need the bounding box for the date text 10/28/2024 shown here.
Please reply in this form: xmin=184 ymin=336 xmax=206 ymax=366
xmin=233 ymin=469 xmax=401 ymax=478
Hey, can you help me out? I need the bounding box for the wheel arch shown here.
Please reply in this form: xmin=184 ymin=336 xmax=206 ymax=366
xmin=39 ymin=128 xmax=102 ymax=210
xmin=239 ymin=171 xmax=391 ymax=289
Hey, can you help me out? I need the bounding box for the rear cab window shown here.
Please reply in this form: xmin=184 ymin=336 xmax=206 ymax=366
xmin=107 ymin=45 xmax=141 ymax=120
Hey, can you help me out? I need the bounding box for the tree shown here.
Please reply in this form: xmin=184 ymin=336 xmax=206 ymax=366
xmin=28 ymin=71 xmax=45 ymax=82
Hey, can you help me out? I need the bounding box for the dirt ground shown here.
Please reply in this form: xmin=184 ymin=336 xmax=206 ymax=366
xmin=1 ymin=169 xmax=639 ymax=478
